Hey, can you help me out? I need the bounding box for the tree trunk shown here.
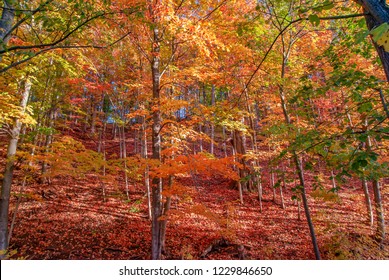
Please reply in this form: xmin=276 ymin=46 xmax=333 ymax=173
xmin=121 ymin=125 xmax=130 ymax=199
xmin=372 ymin=179 xmax=385 ymax=247
xmin=41 ymin=108 xmax=55 ymax=181
xmin=270 ymin=156 xmax=276 ymax=202
xmin=141 ymin=115 xmax=152 ymax=220
xmin=280 ymin=164 xmax=286 ymax=209
xmin=280 ymin=86 xmax=321 ymax=259
xmin=161 ymin=176 xmax=172 ymax=253
xmin=232 ymin=132 xmax=244 ymax=204
xmin=0 ymin=0 xmax=14 ymax=52
xmin=359 ymin=0 xmax=389 ymax=81
xmin=278 ymin=38 xmax=321 ymax=258
xmin=366 ymin=134 xmax=386 ymax=246
xmin=362 ymin=178 xmax=374 ymax=227
xmin=210 ymin=85 xmax=215 ymax=155
xmin=199 ymin=124 xmax=203 ymax=152
xmin=293 ymin=154 xmax=321 ymax=259
xmin=150 ymin=13 xmax=163 ymax=259
xmin=234 ymin=130 xmax=248 ymax=192
xmin=257 ymin=179 xmax=263 ymax=213
xmin=347 ymin=109 xmax=375 ymax=228
xmin=0 ymin=78 xmax=31 ymax=259
xmin=90 ymin=96 xmax=96 ymax=134
xmin=222 ymin=126 xmax=227 ymax=157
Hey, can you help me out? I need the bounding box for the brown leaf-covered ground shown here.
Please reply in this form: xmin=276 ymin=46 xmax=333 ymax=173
xmin=1 ymin=129 xmax=388 ymax=260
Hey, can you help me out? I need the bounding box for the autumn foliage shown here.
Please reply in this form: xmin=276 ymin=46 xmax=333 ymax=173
xmin=0 ymin=0 xmax=388 ymax=260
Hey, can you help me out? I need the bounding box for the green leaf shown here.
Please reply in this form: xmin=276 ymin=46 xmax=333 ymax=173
xmin=305 ymin=161 xmax=314 ymax=170
xmin=357 ymin=18 xmax=366 ymax=28
xmin=357 ymin=102 xmax=373 ymax=113
xmin=359 ymin=159 xmax=368 ymax=168
xmin=355 ymin=30 xmax=370 ymax=44
xmin=368 ymin=152 xmax=378 ymax=162
xmin=351 ymin=161 xmax=360 ymax=171
xmin=357 ymin=133 xmax=368 ymax=143
xmin=370 ymin=22 xmax=389 ymax=42
xmin=308 ymin=14 xmax=320 ymax=26
xmin=322 ymin=1 xmax=335 ymax=10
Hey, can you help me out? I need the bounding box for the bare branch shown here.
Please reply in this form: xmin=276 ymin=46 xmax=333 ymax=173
xmin=0 ymin=31 xmax=132 ymax=73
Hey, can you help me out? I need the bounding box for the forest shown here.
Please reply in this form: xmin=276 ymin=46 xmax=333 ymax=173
xmin=0 ymin=0 xmax=388 ymax=260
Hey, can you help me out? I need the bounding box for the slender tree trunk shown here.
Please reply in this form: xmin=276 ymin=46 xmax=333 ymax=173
xmin=244 ymin=94 xmax=263 ymax=207
xmin=134 ymin=129 xmax=138 ymax=155
xmin=298 ymin=199 xmax=301 ymax=221
xmin=293 ymin=154 xmax=321 ymax=259
xmin=372 ymin=179 xmax=385 ymax=247
xmin=346 ymin=108 xmax=374 ymax=227
xmin=141 ymin=115 xmax=152 ymax=220
xmin=199 ymin=124 xmax=203 ymax=152
xmin=161 ymin=176 xmax=172 ymax=253
xmin=258 ymin=178 xmax=263 ymax=213
xmin=222 ymin=126 xmax=227 ymax=157
xmin=121 ymin=125 xmax=130 ymax=199
xmin=41 ymin=108 xmax=55 ymax=181
xmin=278 ymin=41 xmax=321 ymax=258
xmin=378 ymin=88 xmax=389 ymax=119
xmin=0 ymin=78 xmax=31 ymax=259
xmin=366 ymin=134 xmax=386 ymax=246
xmin=112 ymin=122 xmax=117 ymax=139
xmin=8 ymin=122 xmax=39 ymax=246
xmin=281 ymin=164 xmax=286 ymax=209
xmin=270 ymin=160 xmax=276 ymax=203
xmin=97 ymin=128 xmax=103 ymax=153
xmin=280 ymin=79 xmax=320 ymax=259
xmin=210 ymin=85 xmax=215 ymax=155
xmin=161 ymin=196 xmax=171 ymax=253
xmin=244 ymin=93 xmax=258 ymax=192
xmin=8 ymin=176 xmax=26 ymax=245
xmin=101 ymin=151 xmax=107 ymax=203
xmin=150 ymin=10 xmax=163 ymax=259
xmin=282 ymin=93 xmax=321 ymax=259
xmin=91 ymin=96 xmax=96 ymax=134
xmin=100 ymin=114 xmax=107 ymax=202
xmin=362 ymin=178 xmax=374 ymax=227
xmin=232 ymin=132 xmax=244 ymax=204
xmin=234 ymin=129 xmax=248 ymax=192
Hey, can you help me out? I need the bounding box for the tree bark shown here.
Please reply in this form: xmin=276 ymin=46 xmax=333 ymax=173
xmin=366 ymin=133 xmax=386 ymax=246
xmin=150 ymin=8 xmax=163 ymax=259
xmin=362 ymin=178 xmax=374 ymax=227
xmin=0 ymin=78 xmax=31 ymax=259
xmin=372 ymin=179 xmax=385 ymax=246
xmin=293 ymin=153 xmax=321 ymax=259
xmin=279 ymin=49 xmax=321 ymax=259
xmin=121 ymin=125 xmax=130 ymax=199
xmin=210 ymin=85 xmax=215 ymax=155
xmin=41 ymin=108 xmax=55 ymax=181
xmin=358 ymin=0 xmax=389 ymax=81
xmin=0 ymin=0 xmax=14 ymax=50
xmin=161 ymin=176 xmax=172 ymax=253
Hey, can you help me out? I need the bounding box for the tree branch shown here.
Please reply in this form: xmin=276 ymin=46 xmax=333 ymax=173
xmin=0 ymin=31 xmax=132 ymax=74
xmin=0 ymin=8 xmax=139 ymax=55
xmin=230 ymin=12 xmax=369 ymax=109
xmin=2 ymin=0 xmax=54 ymax=41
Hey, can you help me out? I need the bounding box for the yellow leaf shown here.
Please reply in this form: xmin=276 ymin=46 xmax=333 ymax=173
xmin=376 ymin=31 xmax=389 ymax=51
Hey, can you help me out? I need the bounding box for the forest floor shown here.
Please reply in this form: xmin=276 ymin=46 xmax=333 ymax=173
xmin=1 ymin=127 xmax=389 ymax=260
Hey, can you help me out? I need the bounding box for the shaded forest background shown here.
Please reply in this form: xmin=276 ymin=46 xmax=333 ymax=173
xmin=0 ymin=0 xmax=388 ymax=259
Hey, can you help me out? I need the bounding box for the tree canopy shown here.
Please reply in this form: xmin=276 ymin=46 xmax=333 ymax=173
xmin=0 ymin=0 xmax=388 ymax=260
